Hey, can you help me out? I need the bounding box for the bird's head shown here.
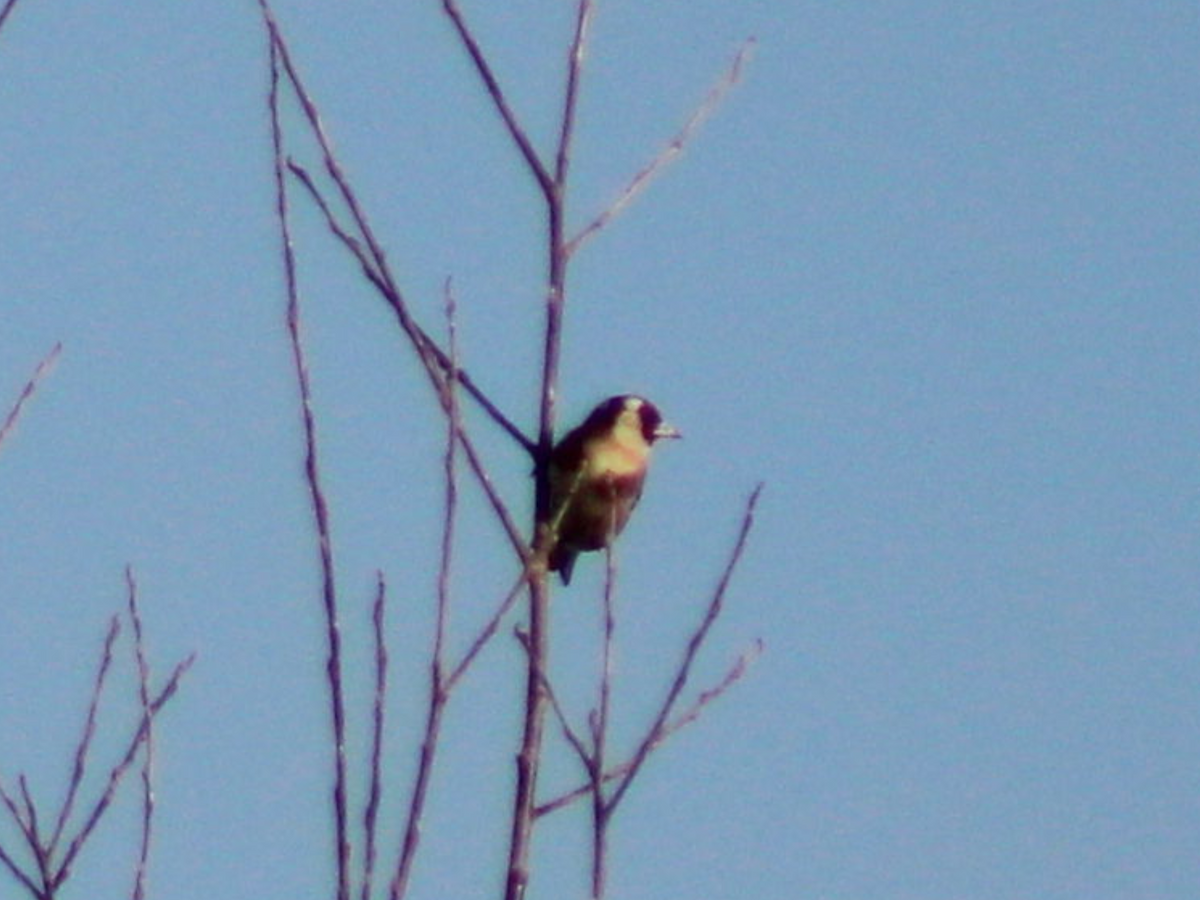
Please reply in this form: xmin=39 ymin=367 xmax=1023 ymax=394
xmin=586 ymin=395 xmax=681 ymax=448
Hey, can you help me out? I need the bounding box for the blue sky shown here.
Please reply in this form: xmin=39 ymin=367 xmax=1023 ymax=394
xmin=2 ymin=1 xmax=1198 ymax=899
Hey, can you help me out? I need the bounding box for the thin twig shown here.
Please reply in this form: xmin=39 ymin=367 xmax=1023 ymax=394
xmin=387 ymin=279 xmax=463 ymax=900
xmin=512 ymin=628 xmax=591 ymax=773
xmin=444 ymin=572 xmax=525 ymax=692
xmin=262 ymin=6 xmax=532 ymax=578
xmin=265 ymin=29 xmax=350 ymax=900
xmin=54 ymin=654 xmax=196 ymax=890
xmin=0 ymin=772 xmax=50 ymax=897
xmin=604 ymin=484 xmax=762 ymax=814
xmin=283 ymin=165 xmax=530 ymax=557
xmin=285 ymin=161 xmax=534 ymax=456
xmin=126 ymin=567 xmax=155 ymax=900
xmin=0 ymin=0 xmax=28 ymax=40
xmin=0 ymin=343 xmax=61 ymax=457
xmin=590 ymin=538 xmax=618 ymax=898
xmin=537 ymin=662 xmax=592 ymax=773
xmin=433 ymin=276 xmax=460 ymax=669
xmin=441 ymin=0 xmax=554 ymax=201
xmin=387 ymin=669 xmax=448 ymax=900
xmin=264 ymin=4 xmax=486 ymax=436
xmin=361 ymin=573 xmax=388 ymax=900
xmin=16 ymin=778 xmax=38 ymax=846
xmin=0 ymin=777 xmax=30 ymax=836
xmin=0 ymin=837 xmax=41 ymax=898
xmin=450 ymin=463 xmax=590 ymax=699
xmin=554 ymin=0 xmax=595 ymax=187
xmin=534 ymin=639 xmax=761 ymax=820
xmin=17 ymin=776 xmax=52 ymax=897
xmin=263 ymin=7 xmax=446 ymax=388
xmin=49 ymin=616 xmax=120 ymax=855
xmin=657 ymin=638 xmax=762 ymax=738
xmin=565 ymin=38 xmax=754 ymax=258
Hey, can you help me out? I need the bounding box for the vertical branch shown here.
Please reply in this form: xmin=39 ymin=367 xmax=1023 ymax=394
xmin=432 ymin=278 xmax=460 ymax=671
xmin=387 ymin=280 xmax=462 ymax=900
xmin=361 ymin=573 xmax=387 ymax=900
xmin=590 ymin=541 xmax=617 ymax=899
xmin=267 ymin=32 xmax=350 ymax=900
xmin=537 ymin=0 xmax=592 ymax=480
xmin=506 ymin=3 xmax=595 ymax=898
xmin=126 ymin=568 xmax=155 ymax=900
xmin=554 ymin=0 xmax=594 ymax=187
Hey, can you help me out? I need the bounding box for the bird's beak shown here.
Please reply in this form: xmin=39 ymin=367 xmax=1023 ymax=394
xmin=654 ymin=422 xmax=682 ymax=441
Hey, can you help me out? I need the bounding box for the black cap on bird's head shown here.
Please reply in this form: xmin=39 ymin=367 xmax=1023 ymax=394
xmin=584 ymin=395 xmax=682 ymax=444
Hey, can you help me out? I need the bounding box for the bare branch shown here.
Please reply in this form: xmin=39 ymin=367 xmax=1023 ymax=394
xmin=49 ymin=616 xmax=120 ymax=855
xmin=0 ymin=343 xmax=61 ymax=458
xmin=453 ymin=428 xmax=603 ymax=697
xmin=0 ymin=778 xmax=30 ymax=837
xmin=565 ymin=38 xmax=754 ymax=258
xmin=386 ymin=279 xmax=463 ymax=900
xmin=1 ymin=770 xmax=51 ymax=898
xmin=0 ymin=838 xmax=41 ymax=899
xmin=17 ymin=779 xmax=39 ymax=847
xmin=125 ymin=567 xmax=156 ymax=900
xmin=285 ymin=161 xmax=534 ymax=456
xmin=506 ymin=2 xmax=605 ymax=893
xmin=0 ymin=0 xmax=28 ymax=39
xmin=440 ymin=0 xmax=554 ymax=201
xmin=520 ymin=628 xmax=590 ymax=772
xmin=433 ymin=277 xmax=462 ymax=669
xmin=54 ymin=653 xmax=196 ymax=889
xmin=361 ymin=573 xmax=388 ymax=900
xmin=454 ymin=430 xmax=530 ymax=563
xmin=554 ymin=0 xmax=595 ymax=187
xmin=284 ymin=160 xmax=383 ymax=283
xmin=16 ymin=777 xmax=53 ymax=897
xmin=534 ymin=639 xmax=761 ymax=820
xmin=260 ymin=6 xmax=533 ymax=585
xmin=590 ymin=539 xmax=618 ymax=898
xmin=259 ymin=0 xmax=401 ymax=308
xmin=505 ymin=576 xmax=550 ymax=900
xmin=264 ymin=3 xmax=513 ymax=447
xmin=594 ymin=541 xmax=617 ymax=755
xmin=605 ymin=484 xmax=762 ymax=814
xmin=266 ymin=30 xmax=350 ymax=900
xmin=658 ymin=638 xmax=762 ymax=740
xmin=444 ymin=573 xmax=525 ymax=692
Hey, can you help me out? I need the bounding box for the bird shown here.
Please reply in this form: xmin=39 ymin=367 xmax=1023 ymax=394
xmin=546 ymin=395 xmax=680 ymax=585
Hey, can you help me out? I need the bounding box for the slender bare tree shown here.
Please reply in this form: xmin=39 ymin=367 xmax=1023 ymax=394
xmin=258 ymin=2 xmax=761 ymax=898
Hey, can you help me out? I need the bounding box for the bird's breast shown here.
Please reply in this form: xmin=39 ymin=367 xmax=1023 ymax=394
xmin=583 ymin=436 xmax=649 ymax=477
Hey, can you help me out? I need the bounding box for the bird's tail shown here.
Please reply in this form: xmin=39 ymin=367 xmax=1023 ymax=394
xmin=549 ymin=544 xmax=577 ymax=586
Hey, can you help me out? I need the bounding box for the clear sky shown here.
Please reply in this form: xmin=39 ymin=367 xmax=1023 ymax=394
xmin=2 ymin=1 xmax=1198 ymax=899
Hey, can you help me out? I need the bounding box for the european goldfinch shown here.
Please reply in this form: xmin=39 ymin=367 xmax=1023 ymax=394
xmin=547 ymin=395 xmax=680 ymax=585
